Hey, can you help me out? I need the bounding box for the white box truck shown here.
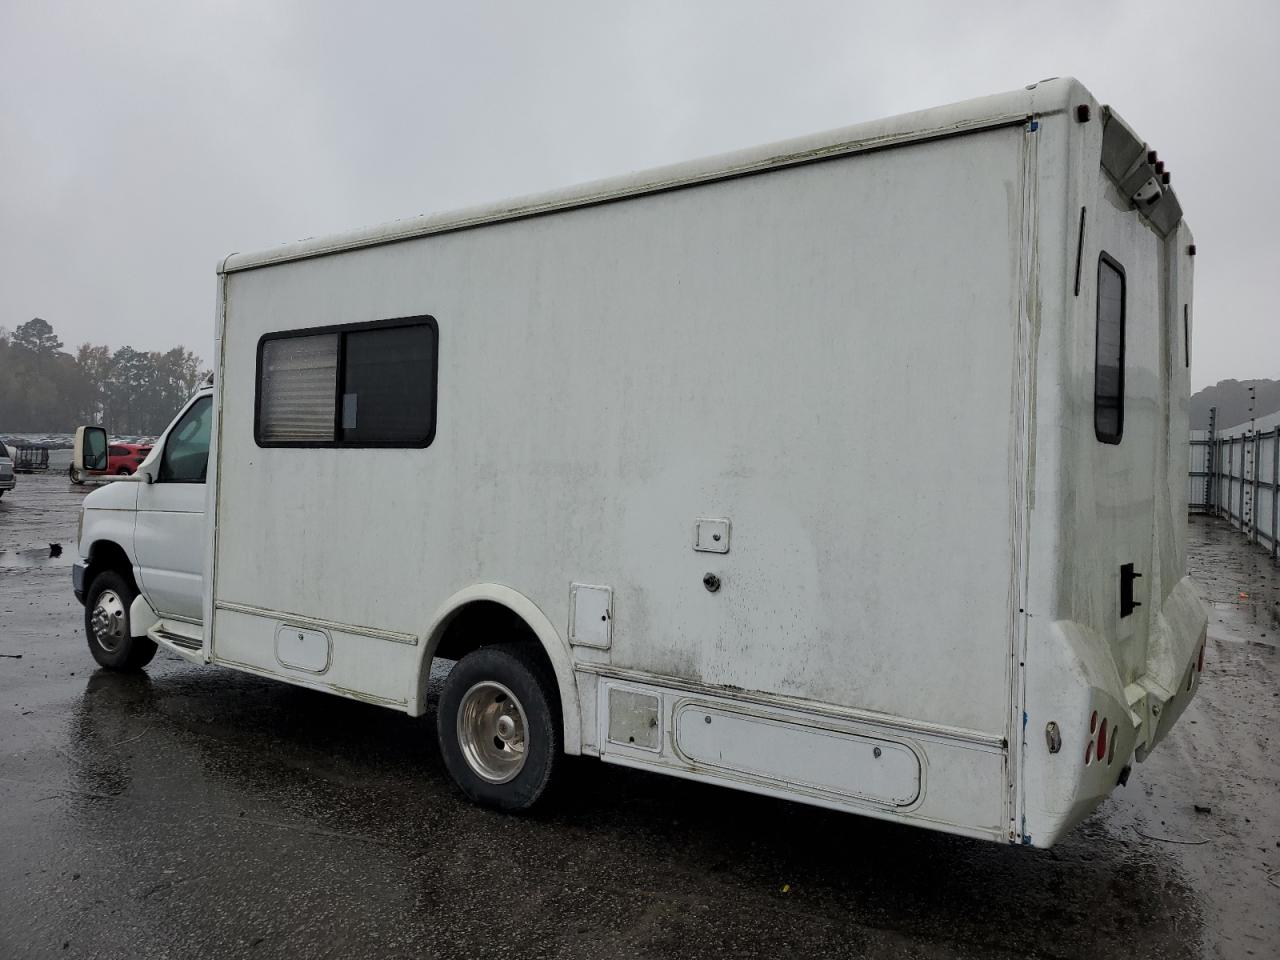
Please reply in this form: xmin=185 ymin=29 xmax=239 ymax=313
xmin=72 ymin=77 xmax=1206 ymax=847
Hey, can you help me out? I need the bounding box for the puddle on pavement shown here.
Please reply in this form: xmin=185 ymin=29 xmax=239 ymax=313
xmin=0 ymin=544 xmax=73 ymax=569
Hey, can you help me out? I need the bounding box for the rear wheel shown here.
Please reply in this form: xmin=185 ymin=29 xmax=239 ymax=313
xmin=437 ymin=643 xmax=561 ymax=811
xmin=84 ymin=570 xmax=157 ymax=670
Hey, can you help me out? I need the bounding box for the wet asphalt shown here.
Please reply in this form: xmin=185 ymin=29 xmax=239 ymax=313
xmin=1 ymin=471 xmax=1277 ymax=960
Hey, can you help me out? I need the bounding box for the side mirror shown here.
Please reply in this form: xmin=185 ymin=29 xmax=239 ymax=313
xmin=73 ymin=426 xmax=109 ymax=480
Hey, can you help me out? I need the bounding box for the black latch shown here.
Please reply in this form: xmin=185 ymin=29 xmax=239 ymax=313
xmin=1120 ymin=563 xmax=1143 ymax=618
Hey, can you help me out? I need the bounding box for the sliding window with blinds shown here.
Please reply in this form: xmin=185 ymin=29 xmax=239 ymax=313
xmin=254 ymin=316 xmax=438 ymax=448
xmin=258 ymin=334 xmax=339 ymax=442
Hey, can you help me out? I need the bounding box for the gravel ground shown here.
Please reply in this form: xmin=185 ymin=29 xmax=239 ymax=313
xmin=1 ymin=471 xmax=1276 ymax=960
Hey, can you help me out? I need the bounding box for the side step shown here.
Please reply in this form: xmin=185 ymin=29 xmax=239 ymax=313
xmin=147 ymin=620 xmax=205 ymax=663
xmin=155 ymin=629 xmax=201 ymax=651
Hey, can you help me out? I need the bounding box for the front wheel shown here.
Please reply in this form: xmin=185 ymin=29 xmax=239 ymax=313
xmin=437 ymin=644 xmax=562 ymax=811
xmin=84 ymin=570 xmax=157 ymax=670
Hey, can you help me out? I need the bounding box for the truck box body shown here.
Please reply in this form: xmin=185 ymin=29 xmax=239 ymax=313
xmin=192 ymin=77 xmax=1204 ymax=845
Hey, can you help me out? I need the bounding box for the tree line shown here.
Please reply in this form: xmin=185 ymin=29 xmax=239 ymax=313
xmin=0 ymin=318 xmax=208 ymax=435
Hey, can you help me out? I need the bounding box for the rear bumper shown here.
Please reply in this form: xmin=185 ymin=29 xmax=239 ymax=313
xmin=0 ymin=475 xmax=15 ymax=491
xmin=1020 ymin=575 xmax=1208 ymax=847
xmin=72 ymin=561 xmax=89 ymax=604
xmin=1129 ymin=577 xmax=1209 ymax=759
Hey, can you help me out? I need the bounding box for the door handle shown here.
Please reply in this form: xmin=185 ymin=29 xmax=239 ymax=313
xmin=1120 ymin=563 xmax=1142 ymax=618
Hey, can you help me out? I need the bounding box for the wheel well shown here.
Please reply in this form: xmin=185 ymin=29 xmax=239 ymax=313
xmin=432 ymin=600 xmax=543 ymax=663
xmin=88 ymin=541 xmax=138 ymax=594
xmin=416 ymin=588 xmax=581 ymax=753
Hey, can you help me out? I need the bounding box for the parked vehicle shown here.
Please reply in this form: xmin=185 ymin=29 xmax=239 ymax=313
xmin=69 ymin=434 xmax=148 ymax=482
xmin=108 ymin=442 xmax=152 ymax=475
xmin=72 ymin=77 xmax=1207 ymax=848
xmin=0 ymin=440 xmax=15 ymax=498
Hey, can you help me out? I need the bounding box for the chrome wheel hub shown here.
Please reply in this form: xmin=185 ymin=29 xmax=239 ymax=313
xmin=90 ymin=589 xmax=127 ymax=652
xmin=457 ymin=681 xmax=528 ymax=784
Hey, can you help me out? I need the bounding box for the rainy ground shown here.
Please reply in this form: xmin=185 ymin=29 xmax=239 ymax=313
xmin=1 ymin=470 xmax=1276 ymax=960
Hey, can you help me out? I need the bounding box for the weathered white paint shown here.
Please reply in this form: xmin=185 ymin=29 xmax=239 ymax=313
xmin=74 ymin=77 xmax=1206 ymax=847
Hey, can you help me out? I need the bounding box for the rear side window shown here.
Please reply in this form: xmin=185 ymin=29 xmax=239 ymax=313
xmin=255 ymin=316 xmax=438 ymax=448
xmin=1094 ymin=254 xmax=1126 ymax=444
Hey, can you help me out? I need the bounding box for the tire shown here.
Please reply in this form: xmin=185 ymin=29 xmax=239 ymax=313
xmin=437 ymin=643 xmax=562 ymax=811
xmin=116 ymin=467 xmax=131 ymax=476
xmin=84 ymin=570 xmax=158 ymax=671
xmin=69 ymin=464 xmax=83 ymax=485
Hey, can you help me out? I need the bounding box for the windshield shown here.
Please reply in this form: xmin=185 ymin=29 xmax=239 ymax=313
xmin=0 ymin=440 xmax=9 ymax=458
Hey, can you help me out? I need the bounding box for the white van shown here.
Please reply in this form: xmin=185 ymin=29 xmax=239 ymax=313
xmin=73 ymin=77 xmax=1207 ymax=847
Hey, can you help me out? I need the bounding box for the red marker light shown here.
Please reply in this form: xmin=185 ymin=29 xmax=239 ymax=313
xmin=1090 ymin=711 xmax=1097 ymax=733
xmin=1097 ymin=719 xmax=1108 ymax=761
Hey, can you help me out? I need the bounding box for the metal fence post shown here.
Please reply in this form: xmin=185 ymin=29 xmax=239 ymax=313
xmin=1254 ymin=429 xmax=1262 ymax=545
xmin=1238 ymin=437 xmax=1245 ymax=526
xmin=1217 ymin=436 xmax=1224 ymax=517
xmin=1229 ymin=437 xmax=1234 ymax=520
xmin=1272 ymin=426 xmax=1279 ymax=559
xmin=1205 ymin=407 xmax=1217 ymax=511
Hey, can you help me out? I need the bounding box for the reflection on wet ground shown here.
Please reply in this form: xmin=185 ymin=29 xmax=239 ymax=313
xmin=0 ymin=544 xmax=72 ymax=569
xmin=1 ymin=477 xmax=1276 ymax=959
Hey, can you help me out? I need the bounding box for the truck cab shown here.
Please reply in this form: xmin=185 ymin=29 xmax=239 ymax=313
xmin=73 ymin=387 xmax=212 ymax=667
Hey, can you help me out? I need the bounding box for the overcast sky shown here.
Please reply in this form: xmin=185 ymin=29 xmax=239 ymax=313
xmin=1 ymin=1 xmax=1276 ymax=390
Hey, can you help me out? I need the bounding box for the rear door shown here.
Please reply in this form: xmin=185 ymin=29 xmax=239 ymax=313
xmin=1090 ymin=186 xmax=1163 ymax=682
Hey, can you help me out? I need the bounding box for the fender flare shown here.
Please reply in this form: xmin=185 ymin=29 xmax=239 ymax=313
xmin=413 ymin=583 xmax=582 ymax=755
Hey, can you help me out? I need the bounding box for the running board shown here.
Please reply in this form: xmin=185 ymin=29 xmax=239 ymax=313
xmin=148 ymin=621 xmax=205 ymax=663
xmin=157 ymin=629 xmax=200 ymax=650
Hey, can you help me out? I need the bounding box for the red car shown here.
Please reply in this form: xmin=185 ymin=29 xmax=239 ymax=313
xmin=107 ymin=442 xmax=153 ymax=475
